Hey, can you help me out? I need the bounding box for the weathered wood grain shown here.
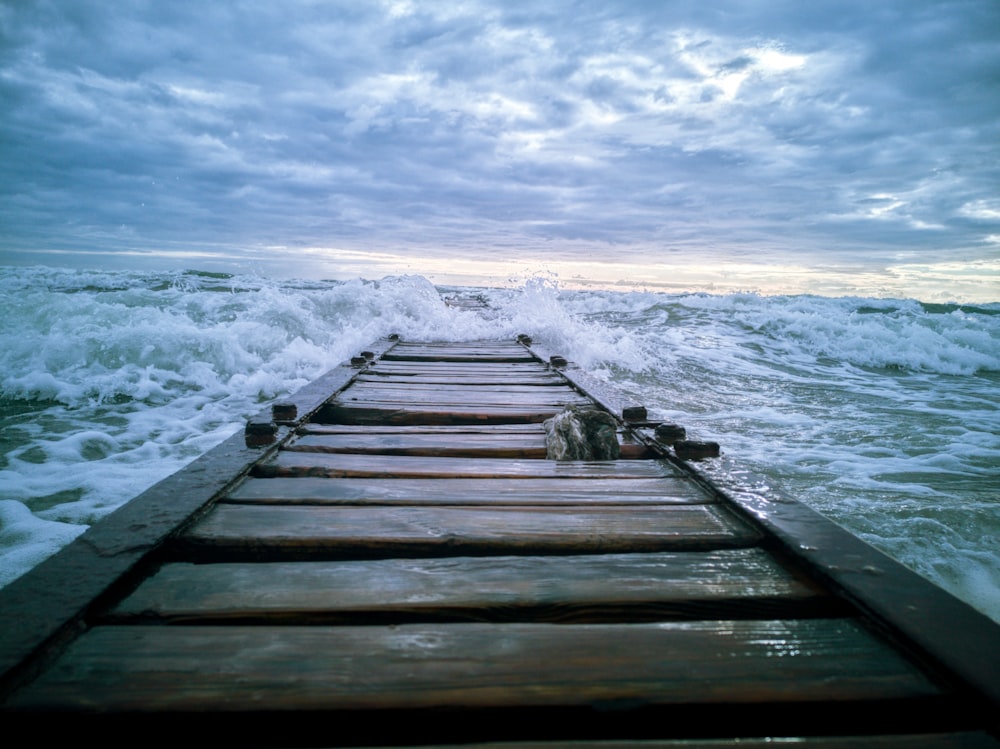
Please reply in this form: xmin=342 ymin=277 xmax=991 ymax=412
xmin=358 ymin=371 xmax=565 ymax=384
xmin=254 ymin=452 xmax=678 ymax=479
xmin=382 ymin=350 xmax=536 ymax=362
xmin=225 ymin=476 xmax=712 ymax=505
xmin=284 ymin=433 xmax=650 ymax=459
xmin=307 ymin=738 xmax=1000 ymax=749
xmin=368 ymin=360 xmax=551 ymax=371
xmin=314 ymin=402 xmax=568 ymax=425
xmin=297 ymin=423 xmax=548 ymax=434
xmin=286 ymin=432 xmax=550 ymax=458
xmin=332 ymin=388 xmax=591 ymax=407
xmin=9 ymin=620 xmax=944 ymax=714
xmin=349 ymin=381 xmax=576 ymax=394
xmin=111 ymin=549 xmax=833 ymax=624
xmin=180 ymin=504 xmax=761 ymax=555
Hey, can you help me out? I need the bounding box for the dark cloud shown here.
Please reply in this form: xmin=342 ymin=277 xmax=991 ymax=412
xmin=1 ymin=0 xmax=998 ymax=282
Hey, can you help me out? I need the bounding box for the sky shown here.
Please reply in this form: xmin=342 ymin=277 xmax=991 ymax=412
xmin=1 ymin=0 xmax=999 ymax=299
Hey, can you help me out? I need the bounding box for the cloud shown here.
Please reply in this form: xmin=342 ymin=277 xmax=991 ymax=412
xmin=1 ymin=0 xmax=998 ymax=281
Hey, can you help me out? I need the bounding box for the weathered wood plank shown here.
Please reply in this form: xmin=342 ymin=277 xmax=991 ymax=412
xmin=313 ymin=402 xmax=566 ymax=425
xmin=324 ymin=738 xmax=1000 ymax=749
xmin=298 ymin=424 xmax=549 ymax=435
xmin=368 ymin=359 xmax=548 ymax=369
xmin=382 ymin=350 xmax=536 ymax=360
xmin=387 ymin=342 xmax=528 ymax=352
xmin=254 ymin=452 xmax=678 ymax=479
xmin=9 ymin=620 xmax=944 ymax=714
xmin=226 ymin=476 xmax=712 ymax=505
xmin=343 ymin=383 xmax=587 ymax=399
xmin=350 ymin=371 xmax=558 ymax=381
xmin=180 ymin=504 xmax=761 ymax=555
xmin=333 ymin=389 xmax=591 ymax=407
xmin=360 ymin=365 xmax=563 ymax=381
xmin=358 ymin=372 xmax=565 ymax=385
xmin=284 ymin=433 xmax=649 ymax=459
xmin=382 ymin=350 xmax=536 ymax=362
xmin=286 ymin=432 xmax=549 ymax=458
xmin=350 ymin=380 xmax=573 ymax=391
xmin=111 ymin=549 xmax=833 ymax=624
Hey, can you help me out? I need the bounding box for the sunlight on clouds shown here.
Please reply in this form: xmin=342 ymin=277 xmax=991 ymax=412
xmin=753 ymin=47 xmax=807 ymax=72
xmin=483 ymin=23 xmax=554 ymax=55
xmin=167 ymin=84 xmax=227 ymax=106
xmin=342 ymin=71 xmax=436 ymax=133
xmin=576 ymin=99 xmax=624 ymax=127
xmin=498 ymin=130 xmax=550 ymax=155
xmin=574 ymin=52 xmax=661 ymax=89
xmin=496 ymin=128 xmax=608 ymax=166
xmin=961 ymin=200 xmax=1000 ymax=221
xmin=382 ymin=0 xmax=415 ymax=19
xmin=669 ymin=34 xmax=810 ymax=105
xmin=470 ymin=93 xmax=537 ymax=123
xmin=867 ymin=194 xmax=907 ymax=218
xmin=287 ymin=247 xmax=1000 ymax=304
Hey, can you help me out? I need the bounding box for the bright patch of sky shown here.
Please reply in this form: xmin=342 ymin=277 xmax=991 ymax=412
xmin=1 ymin=0 xmax=998 ymax=299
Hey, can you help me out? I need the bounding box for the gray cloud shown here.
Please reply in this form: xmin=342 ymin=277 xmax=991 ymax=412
xmin=1 ymin=0 xmax=998 ymax=279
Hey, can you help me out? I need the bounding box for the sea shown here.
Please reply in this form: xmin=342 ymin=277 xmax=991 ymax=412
xmin=1 ymin=265 xmax=998 ymax=624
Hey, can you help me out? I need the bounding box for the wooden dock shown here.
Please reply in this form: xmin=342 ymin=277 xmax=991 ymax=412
xmin=1 ymin=336 xmax=999 ymax=747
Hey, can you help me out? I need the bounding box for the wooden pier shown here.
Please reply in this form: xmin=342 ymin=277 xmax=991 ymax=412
xmin=1 ymin=336 xmax=998 ymax=747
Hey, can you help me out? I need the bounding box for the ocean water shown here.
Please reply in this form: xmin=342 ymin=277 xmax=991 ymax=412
xmin=1 ymin=265 xmax=998 ymax=624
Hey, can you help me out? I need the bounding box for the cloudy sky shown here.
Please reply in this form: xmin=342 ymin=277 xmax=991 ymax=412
xmin=1 ymin=0 xmax=998 ymax=296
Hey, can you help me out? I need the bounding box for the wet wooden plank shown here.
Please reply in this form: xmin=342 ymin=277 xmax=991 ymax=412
xmin=344 ymin=738 xmax=1000 ymax=749
xmin=284 ymin=433 xmax=650 ymax=460
xmin=345 ymin=382 xmax=584 ymax=396
xmin=254 ymin=452 xmax=677 ymax=479
xmin=286 ymin=432 xmax=549 ymax=458
xmin=357 ymin=364 xmax=566 ymax=387
xmin=10 ymin=620 xmax=944 ymax=714
xmin=370 ymin=355 xmax=545 ymax=365
xmin=356 ymin=362 xmax=552 ymax=376
xmin=111 ymin=549 xmax=832 ymax=624
xmin=382 ymin=349 xmax=536 ymax=362
xmin=298 ymin=424 xmax=548 ymax=435
xmin=389 ymin=342 xmax=528 ymax=352
xmin=226 ymin=476 xmax=712 ymax=505
xmin=181 ymin=504 xmax=761 ymax=555
xmin=333 ymin=388 xmax=591 ymax=407
xmin=313 ymin=402 xmax=567 ymax=425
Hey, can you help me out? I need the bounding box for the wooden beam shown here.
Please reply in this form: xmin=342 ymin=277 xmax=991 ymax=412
xmin=111 ymin=549 xmax=835 ymax=624
xmin=180 ymin=504 xmax=761 ymax=557
xmin=225 ymin=476 xmax=712 ymax=505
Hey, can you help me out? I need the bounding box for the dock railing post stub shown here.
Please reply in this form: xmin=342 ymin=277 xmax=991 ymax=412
xmin=244 ymin=420 xmax=278 ymax=447
xmin=271 ymin=402 xmax=298 ymax=425
xmin=622 ymin=405 xmax=647 ymax=423
xmin=654 ymin=423 xmax=687 ymax=445
xmin=674 ymin=440 xmax=721 ymax=460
